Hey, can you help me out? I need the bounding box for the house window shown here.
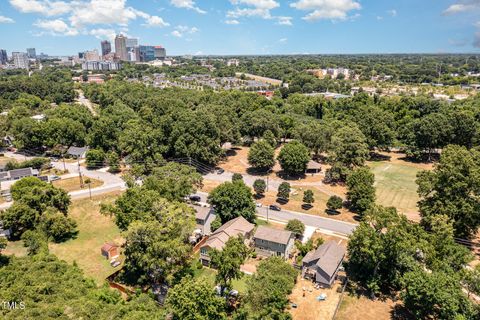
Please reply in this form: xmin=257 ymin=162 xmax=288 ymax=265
xmin=200 ymin=248 xmax=208 ymax=255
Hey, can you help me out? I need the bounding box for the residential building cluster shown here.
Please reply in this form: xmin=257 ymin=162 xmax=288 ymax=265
xmin=151 ymin=73 xmax=278 ymax=92
xmin=307 ymin=68 xmax=351 ymax=80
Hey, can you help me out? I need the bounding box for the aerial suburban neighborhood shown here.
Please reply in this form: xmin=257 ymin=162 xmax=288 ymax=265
xmin=0 ymin=0 xmax=480 ymax=319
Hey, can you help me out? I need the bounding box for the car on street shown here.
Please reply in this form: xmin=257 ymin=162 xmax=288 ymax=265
xmin=269 ymin=205 xmax=281 ymax=211
xmin=49 ymin=175 xmax=61 ymax=182
xmin=189 ymin=195 xmax=201 ymax=202
xmin=217 ymin=168 xmax=225 ymax=174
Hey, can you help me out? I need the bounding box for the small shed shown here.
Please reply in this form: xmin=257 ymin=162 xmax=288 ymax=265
xmin=101 ymin=242 xmax=119 ymax=260
xmin=306 ymin=160 xmax=322 ymax=174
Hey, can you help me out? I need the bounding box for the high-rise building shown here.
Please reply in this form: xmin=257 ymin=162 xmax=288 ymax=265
xmin=126 ymin=38 xmax=138 ymax=50
xmin=84 ymin=49 xmax=100 ymax=61
xmin=101 ymin=40 xmax=111 ymax=57
xmin=115 ymin=34 xmax=128 ymax=61
xmin=154 ymin=46 xmax=166 ymax=60
xmin=78 ymin=52 xmax=85 ymax=59
xmin=0 ymin=50 xmax=7 ymax=65
xmin=138 ymin=45 xmax=155 ymax=62
xmin=26 ymin=48 xmax=36 ymax=59
xmin=12 ymin=52 xmax=29 ymax=69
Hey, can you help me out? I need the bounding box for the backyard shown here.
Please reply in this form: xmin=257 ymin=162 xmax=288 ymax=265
xmin=49 ymin=191 xmax=123 ymax=285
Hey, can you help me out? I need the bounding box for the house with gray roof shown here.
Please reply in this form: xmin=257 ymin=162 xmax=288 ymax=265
xmin=191 ymin=205 xmax=216 ymax=236
xmin=67 ymin=146 xmax=89 ymax=159
xmin=199 ymin=216 xmax=254 ymax=265
xmin=253 ymin=226 xmax=294 ymax=259
xmin=0 ymin=167 xmax=39 ymax=182
xmin=302 ymin=240 xmax=346 ymax=287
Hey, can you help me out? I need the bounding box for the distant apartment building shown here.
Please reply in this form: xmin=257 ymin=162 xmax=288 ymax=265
xmin=307 ymin=68 xmax=351 ymax=80
xmin=84 ymin=49 xmax=100 ymax=61
xmin=227 ymin=59 xmax=239 ymax=67
xmin=126 ymin=38 xmax=138 ymax=50
xmin=101 ymin=40 xmax=111 ymax=57
xmin=82 ymin=61 xmax=121 ymax=71
xmin=26 ymin=48 xmax=36 ymax=59
xmin=115 ymin=34 xmax=128 ymax=61
xmin=12 ymin=52 xmax=29 ymax=69
xmin=0 ymin=50 xmax=7 ymax=65
xmin=154 ymin=46 xmax=166 ymax=60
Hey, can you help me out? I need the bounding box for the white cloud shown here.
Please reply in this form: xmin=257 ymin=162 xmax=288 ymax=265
xmin=278 ymin=37 xmax=287 ymax=43
xmin=376 ymin=16 xmax=383 ymax=21
xmin=89 ymin=28 xmax=116 ymax=41
xmin=387 ymin=9 xmax=397 ymax=17
xmin=34 ymin=18 xmax=78 ymax=36
xmin=290 ymin=0 xmax=361 ymax=21
xmin=170 ymin=0 xmax=206 ymax=14
xmin=0 ymin=15 xmax=15 ymax=23
xmin=143 ymin=15 xmax=169 ymax=27
xmin=225 ymin=19 xmax=240 ymax=24
xmin=9 ymin=0 xmax=71 ymax=16
xmin=277 ymin=16 xmax=292 ymax=25
xmin=444 ymin=1 xmax=480 ymax=15
xmin=10 ymin=0 xmax=169 ymax=39
xmin=171 ymin=25 xmax=199 ymax=38
xmin=227 ymin=0 xmax=291 ymax=25
xmin=171 ymin=30 xmax=182 ymax=37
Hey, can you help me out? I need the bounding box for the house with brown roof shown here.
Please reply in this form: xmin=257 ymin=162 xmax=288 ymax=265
xmin=301 ymin=240 xmax=346 ymax=287
xmin=253 ymin=226 xmax=294 ymax=259
xmin=101 ymin=242 xmax=119 ymax=260
xmin=199 ymin=216 xmax=254 ymax=265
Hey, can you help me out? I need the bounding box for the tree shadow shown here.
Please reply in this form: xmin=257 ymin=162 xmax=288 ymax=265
xmin=275 ymin=170 xmax=306 ymax=181
xmin=390 ymin=304 xmax=414 ymax=320
xmin=398 ymin=153 xmax=439 ymax=164
xmin=254 ymin=194 xmax=265 ymax=200
xmin=369 ymin=152 xmax=392 ymax=162
xmin=276 ymin=198 xmax=289 ymax=205
xmin=225 ymin=148 xmax=238 ymax=157
xmin=301 ymin=204 xmax=313 ymax=210
xmin=246 ymin=167 xmax=271 ymax=177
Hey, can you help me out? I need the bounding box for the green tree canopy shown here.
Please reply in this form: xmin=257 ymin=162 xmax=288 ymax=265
xmin=248 ymin=140 xmax=276 ymax=171
xmin=208 ymin=181 xmax=256 ymax=223
xmin=346 ymin=167 xmax=376 ymax=215
xmin=277 ymin=140 xmax=310 ymax=176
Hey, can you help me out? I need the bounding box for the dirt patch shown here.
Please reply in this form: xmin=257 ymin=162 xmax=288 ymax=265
xmin=335 ymin=294 xmax=401 ymax=320
xmin=288 ymin=278 xmax=344 ymax=320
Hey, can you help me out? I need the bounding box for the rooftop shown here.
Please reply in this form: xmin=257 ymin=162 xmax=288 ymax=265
xmin=253 ymin=226 xmax=293 ymax=245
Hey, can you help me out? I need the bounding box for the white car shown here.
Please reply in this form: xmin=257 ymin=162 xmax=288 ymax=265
xmin=49 ymin=175 xmax=61 ymax=182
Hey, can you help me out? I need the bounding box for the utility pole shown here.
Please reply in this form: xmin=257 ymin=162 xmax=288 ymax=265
xmin=78 ymin=159 xmax=84 ymax=188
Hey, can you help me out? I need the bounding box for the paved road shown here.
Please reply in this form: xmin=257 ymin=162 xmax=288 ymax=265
xmin=0 ymin=152 xmax=126 ymax=210
xmin=194 ymin=191 xmax=357 ymax=237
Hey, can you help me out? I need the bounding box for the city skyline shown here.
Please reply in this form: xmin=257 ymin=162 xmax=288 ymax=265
xmin=0 ymin=0 xmax=479 ymax=56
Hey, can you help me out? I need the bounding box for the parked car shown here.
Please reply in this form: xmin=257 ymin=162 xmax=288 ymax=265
xmin=217 ymin=168 xmax=225 ymax=174
xmin=256 ymin=202 xmax=262 ymax=207
xmin=269 ymin=205 xmax=281 ymax=211
xmin=189 ymin=195 xmax=201 ymax=202
xmin=49 ymin=175 xmax=61 ymax=182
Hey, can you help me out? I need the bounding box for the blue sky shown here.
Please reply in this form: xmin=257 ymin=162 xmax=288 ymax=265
xmin=0 ymin=0 xmax=479 ymax=56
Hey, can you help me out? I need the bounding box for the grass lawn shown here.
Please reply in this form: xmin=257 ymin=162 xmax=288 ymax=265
xmin=193 ymin=266 xmax=250 ymax=293
xmin=52 ymin=177 xmax=103 ymax=192
xmin=4 ymin=240 xmax=28 ymax=257
xmin=369 ymin=161 xmax=422 ymax=221
xmin=49 ymin=192 xmax=123 ymax=285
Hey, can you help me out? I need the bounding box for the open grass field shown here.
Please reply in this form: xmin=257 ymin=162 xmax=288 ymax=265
xmin=49 ymin=192 xmax=123 ymax=285
xmin=369 ymin=161 xmax=423 ymax=221
xmin=52 ymin=177 xmax=103 ymax=192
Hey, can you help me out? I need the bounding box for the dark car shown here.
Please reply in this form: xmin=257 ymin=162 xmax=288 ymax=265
xmin=269 ymin=205 xmax=281 ymax=211
xmin=217 ymin=168 xmax=225 ymax=174
xmin=189 ymin=195 xmax=201 ymax=202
